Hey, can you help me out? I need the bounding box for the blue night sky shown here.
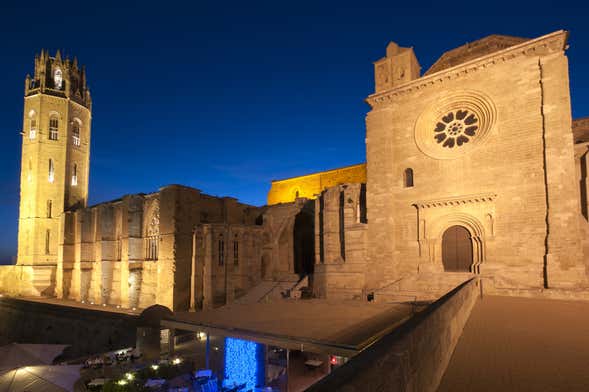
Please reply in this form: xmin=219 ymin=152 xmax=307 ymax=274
xmin=0 ymin=0 xmax=588 ymax=262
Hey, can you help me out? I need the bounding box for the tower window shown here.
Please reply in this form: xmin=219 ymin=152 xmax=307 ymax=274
xmin=71 ymin=164 xmax=78 ymax=186
xmin=29 ymin=118 xmax=37 ymax=140
xmin=45 ymin=230 xmax=50 ymax=255
xmin=54 ymin=69 xmax=63 ymax=90
xmin=218 ymin=239 xmax=225 ymax=266
xmin=48 ymin=159 xmax=54 ymax=183
xmin=49 ymin=117 xmax=58 ymax=140
xmin=404 ymin=168 xmax=414 ymax=188
xmin=47 ymin=200 xmax=52 ymax=218
xmin=233 ymin=241 xmax=239 ymax=266
xmin=72 ymin=122 xmax=81 ymax=146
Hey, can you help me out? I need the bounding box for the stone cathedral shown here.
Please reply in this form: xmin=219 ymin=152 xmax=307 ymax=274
xmin=2 ymin=29 xmax=589 ymax=311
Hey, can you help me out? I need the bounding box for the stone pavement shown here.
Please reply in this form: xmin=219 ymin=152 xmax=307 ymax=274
xmin=438 ymin=295 xmax=589 ymax=392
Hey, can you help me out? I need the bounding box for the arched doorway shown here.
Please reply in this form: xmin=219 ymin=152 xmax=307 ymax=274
xmin=442 ymin=225 xmax=473 ymax=272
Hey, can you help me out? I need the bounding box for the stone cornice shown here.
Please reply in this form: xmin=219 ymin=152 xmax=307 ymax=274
xmin=413 ymin=193 xmax=497 ymax=209
xmin=366 ymin=30 xmax=568 ymax=108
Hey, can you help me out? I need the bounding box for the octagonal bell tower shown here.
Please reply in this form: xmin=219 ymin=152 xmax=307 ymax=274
xmin=17 ymin=50 xmax=92 ymax=267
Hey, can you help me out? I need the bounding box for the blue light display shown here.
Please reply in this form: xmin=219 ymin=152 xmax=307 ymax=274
xmin=223 ymin=337 xmax=264 ymax=390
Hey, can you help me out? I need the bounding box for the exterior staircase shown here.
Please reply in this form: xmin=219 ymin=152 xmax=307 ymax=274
xmin=234 ymin=276 xmax=301 ymax=305
xmin=372 ymin=272 xmax=473 ymax=304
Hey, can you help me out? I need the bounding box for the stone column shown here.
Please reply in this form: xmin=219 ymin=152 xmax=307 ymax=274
xmin=121 ymin=195 xmax=143 ymax=308
xmin=70 ymin=211 xmax=82 ymax=301
xmin=157 ymin=185 xmax=201 ymax=311
xmin=203 ymin=225 xmax=214 ymax=310
xmin=90 ymin=207 xmax=103 ymax=304
xmin=540 ymin=48 xmax=586 ymax=288
xmin=55 ymin=213 xmax=66 ymax=298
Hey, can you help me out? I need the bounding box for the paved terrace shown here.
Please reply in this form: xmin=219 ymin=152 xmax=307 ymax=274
xmin=164 ymin=299 xmax=416 ymax=356
xmin=2 ymin=295 xmax=140 ymax=316
xmin=438 ymin=295 xmax=589 ymax=392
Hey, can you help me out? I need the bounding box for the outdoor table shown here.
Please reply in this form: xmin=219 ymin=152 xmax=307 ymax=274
xmin=88 ymin=378 xmax=109 ymax=387
xmin=304 ymin=359 xmax=323 ymax=369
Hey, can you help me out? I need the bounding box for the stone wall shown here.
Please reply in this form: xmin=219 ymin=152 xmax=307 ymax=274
xmin=306 ymin=278 xmax=480 ymax=392
xmin=314 ymin=183 xmax=367 ymax=300
xmin=364 ymin=31 xmax=588 ymax=293
xmin=51 ymin=184 xmax=267 ymax=311
xmin=0 ymin=297 xmax=138 ymax=359
xmin=267 ymin=163 xmax=366 ymax=205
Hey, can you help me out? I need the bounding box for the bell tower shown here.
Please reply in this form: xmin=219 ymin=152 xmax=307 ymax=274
xmin=373 ymin=41 xmax=421 ymax=93
xmin=17 ymin=50 xmax=92 ymax=266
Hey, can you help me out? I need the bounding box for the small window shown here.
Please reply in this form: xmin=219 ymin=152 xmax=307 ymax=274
xmin=48 ymin=159 xmax=54 ymax=183
xmin=47 ymin=200 xmax=52 ymax=218
xmin=45 ymin=230 xmax=50 ymax=254
xmin=233 ymin=241 xmax=239 ymax=266
xmin=218 ymin=239 xmax=225 ymax=266
xmin=27 ymin=159 xmax=32 ymax=182
xmin=72 ymin=122 xmax=81 ymax=146
xmin=49 ymin=117 xmax=58 ymax=140
xmin=404 ymin=168 xmax=414 ymax=188
xmin=29 ymin=118 xmax=37 ymax=140
xmin=71 ymin=164 xmax=78 ymax=186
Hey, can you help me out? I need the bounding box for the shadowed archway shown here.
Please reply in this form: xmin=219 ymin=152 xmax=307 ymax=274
xmin=293 ymin=211 xmax=314 ymax=276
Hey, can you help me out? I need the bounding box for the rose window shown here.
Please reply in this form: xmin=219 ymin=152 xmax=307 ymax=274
xmin=434 ymin=110 xmax=479 ymax=148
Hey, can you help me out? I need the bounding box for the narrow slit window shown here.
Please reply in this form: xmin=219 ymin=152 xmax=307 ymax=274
xmin=71 ymin=163 xmax=78 ymax=186
xmin=45 ymin=230 xmax=50 ymax=254
xmin=404 ymin=168 xmax=414 ymax=188
xmin=47 ymin=200 xmax=52 ymax=218
xmin=49 ymin=117 xmax=58 ymax=140
xmin=27 ymin=159 xmax=32 ymax=182
xmin=218 ymin=239 xmax=225 ymax=266
xmin=48 ymin=159 xmax=54 ymax=183
xmin=233 ymin=241 xmax=239 ymax=266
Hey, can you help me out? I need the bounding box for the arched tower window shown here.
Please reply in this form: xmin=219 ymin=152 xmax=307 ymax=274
xmin=48 ymin=159 xmax=54 ymax=183
xmin=29 ymin=112 xmax=37 ymax=140
xmin=404 ymin=168 xmax=414 ymax=188
xmin=71 ymin=163 xmax=78 ymax=186
xmin=54 ymin=69 xmax=63 ymax=90
xmin=72 ymin=122 xmax=81 ymax=146
xmin=49 ymin=116 xmax=59 ymax=140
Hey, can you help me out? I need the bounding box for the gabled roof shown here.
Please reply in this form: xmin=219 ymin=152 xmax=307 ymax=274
xmin=425 ymin=35 xmax=529 ymax=76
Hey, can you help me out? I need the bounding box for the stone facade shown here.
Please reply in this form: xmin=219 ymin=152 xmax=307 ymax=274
xmin=16 ymin=50 xmax=91 ymax=295
xmin=267 ymin=163 xmax=366 ymax=205
xmin=362 ymin=30 xmax=588 ymax=295
xmin=56 ymin=185 xmax=266 ymax=311
xmin=3 ymin=31 xmax=589 ymax=312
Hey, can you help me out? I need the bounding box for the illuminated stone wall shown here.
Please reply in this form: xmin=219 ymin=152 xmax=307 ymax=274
xmin=267 ymin=163 xmax=366 ymax=205
xmin=314 ymin=183 xmax=367 ymax=300
xmin=53 ymin=185 xmax=265 ymax=311
xmin=16 ymin=51 xmax=91 ymax=285
xmin=364 ymin=31 xmax=588 ymax=294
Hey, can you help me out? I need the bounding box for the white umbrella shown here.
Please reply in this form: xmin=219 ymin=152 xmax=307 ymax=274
xmin=0 ymin=343 xmax=79 ymax=392
xmin=0 ymin=365 xmax=81 ymax=392
xmin=0 ymin=343 xmax=69 ymax=368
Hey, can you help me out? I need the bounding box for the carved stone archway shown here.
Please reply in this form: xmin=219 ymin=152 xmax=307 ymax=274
xmin=428 ymin=212 xmax=485 ymax=273
xmin=414 ymin=193 xmax=495 ymax=274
